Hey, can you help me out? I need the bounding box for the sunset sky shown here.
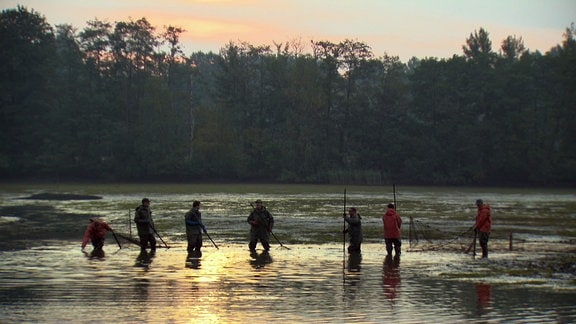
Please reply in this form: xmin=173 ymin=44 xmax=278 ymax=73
xmin=2 ymin=0 xmax=574 ymax=61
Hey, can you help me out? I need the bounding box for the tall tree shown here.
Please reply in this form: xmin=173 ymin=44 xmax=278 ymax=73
xmin=78 ymin=19 xmax=112 ymax=75
xmin=463 ymin=27 xmax=495 ymax=63
xmin=500 ymin=35 xmax=526 ymax=62
xmin=161 ymin=25 xmax=185 ymax=86
xmin=0 ymin=6 xmax=57 ymax=176
xmin=461 ymin=28 xmax=499 ymax=182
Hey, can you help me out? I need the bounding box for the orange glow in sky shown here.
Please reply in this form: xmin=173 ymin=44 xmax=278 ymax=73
xmin=2 ymin=0 xmax=574 ymax=61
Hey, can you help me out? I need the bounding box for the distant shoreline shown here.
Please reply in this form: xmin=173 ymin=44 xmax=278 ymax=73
xmin=19 ymin=193 xmax=103 ymax=200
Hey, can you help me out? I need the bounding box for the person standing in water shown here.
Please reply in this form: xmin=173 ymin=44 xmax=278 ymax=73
xmin=134 ymin=198 xmax=156 ymax=254
xmin=382 ymin=203 xmax=402 ymax=257
xmin=475 ymin=199 xmax=492 ymax=258
xmin=247 ymin=199 xmax=274 ymax=252
xmin=185 ymin=200 xmax=207 ymax=258
xmin=81 ymin=217 xmax=114 ymax=257
xmin=343 ymin=207 xmax=362 ymax=253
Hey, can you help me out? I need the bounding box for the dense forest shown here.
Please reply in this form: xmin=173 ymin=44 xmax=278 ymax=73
xmin=1 ymin=6 xmax=575 ymax=185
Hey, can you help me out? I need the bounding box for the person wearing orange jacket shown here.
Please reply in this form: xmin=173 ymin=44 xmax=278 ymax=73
xmin=382 ymin=203 xmax=402 ymax=257
xmin=81 ymin=217 xmax=113 ymax=257
xmin=475 ymin=199 xmax=492 ymax=258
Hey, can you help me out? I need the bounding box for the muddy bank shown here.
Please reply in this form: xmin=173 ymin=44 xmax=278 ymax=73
xmin=20 ymin=193 xmax=102 ymax=200
xmin=0 ymin=193 xmax=106 ymax=250
xmin=407 ymin=239 xmax=576 ymax=279
xmin=0 ymin=204 xmax=89 ymax=250
xmin=492 ymin=253 xmax=576 ymax=279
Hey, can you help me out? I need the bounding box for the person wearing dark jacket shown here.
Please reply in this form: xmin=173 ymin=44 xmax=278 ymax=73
xmin=134 ymin=198 xmax=156 ymax=253
xmin=185 ymin=201 xmax=207 ymax=258
xmin=382 ymin=203 xmax=402 ymax=256
xmin=247 ymin=199 xmax=274 ymax=252
xmin=475 ymin=199 xmax=492 ymax=258
xmin=344 ymin=207 xmax=362 ymax=253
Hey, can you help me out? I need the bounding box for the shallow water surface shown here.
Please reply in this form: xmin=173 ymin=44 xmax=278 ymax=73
xmin=0 ymin=184 xmax=575 ymax=323
xmin=0 ymin=243 xmax=574 ymax=323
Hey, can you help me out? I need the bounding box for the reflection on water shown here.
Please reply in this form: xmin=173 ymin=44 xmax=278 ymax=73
xmin=476 ymin=282 xmax=492 ymax=316
xmin=382 ymin=254 xmax=401 ymax=306
xmin=185 ymin=256 xmax=201 ymax=269
xmin=347 ymin=252 xmax=362 ymax=272
xmin=0 ymin=184 xmax=575 ymax=323
xmin=0 ymin=243 xmax=574 ymax=323
xmin=250 ymin=250 xmax=273 ymax=269
xmin=135 ymin=249 xmax=154 ymax=269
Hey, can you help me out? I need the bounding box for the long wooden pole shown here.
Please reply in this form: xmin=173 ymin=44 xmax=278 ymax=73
xmin=472 ymin=211 xmax=478 ymax=259
xmin=151 ymin=225 xmax=170 ymax=249
xmin=393 ymin=184 xmax=397 ymax=209
xmin=205 ymin=231 xmax=219 ymax=250
xmin=343 ymin=188 xmax=347 ymax=272
xmin=128 ymin=209 xmax=132 ymax=238
xmin=111 ymin=231 xmax=122 ymax=249
xmin=472 ymin=229 xmax=477 ymax=259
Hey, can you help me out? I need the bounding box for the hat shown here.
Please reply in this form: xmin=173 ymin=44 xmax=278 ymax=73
xmin=142 ymin=198 xmax=150 ymax=203
xmin=387 ymin=203 xmax=395 ymax=209
xmin=255 ymin=199 xmax=263 ymax=204
xmin=476 ymin=199 xmax=483 ymax=205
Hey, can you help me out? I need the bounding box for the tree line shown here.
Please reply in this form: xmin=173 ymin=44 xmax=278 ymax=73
xmin=1 ymin=6 xmax=575 ymax=186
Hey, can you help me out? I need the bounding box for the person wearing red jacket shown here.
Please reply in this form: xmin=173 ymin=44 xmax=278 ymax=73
xmin=382 ymin=203 xmax=402 ymax=256
xmin=82 ymin=218 xmax=113 ymax=257
xmin=475 ymin=199 xmax=492 ymax=258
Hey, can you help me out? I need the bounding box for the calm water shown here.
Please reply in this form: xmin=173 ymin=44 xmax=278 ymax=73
xmin=0 ymin=184 xmax=575 ymax=323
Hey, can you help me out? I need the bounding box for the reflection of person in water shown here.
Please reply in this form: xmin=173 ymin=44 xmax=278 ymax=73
xmin=382 ymin=254 xmax=401 ymax=304
xmin=185 ymin=257 xmax=201 ymax=269
xmin=135 ymin=249 xmax=153 ymax=269
xmin=133 ymin=278 xmax=151 ymax=303
xmin=347 ymin=252 xmax=362 ymax=272
xmin=249 ymin=250 xmax=273 ymax=269
xmin=475 ymin=282 xmax=492 ymax=314
xmin=343 ymin=273 xmax=361 ymax=303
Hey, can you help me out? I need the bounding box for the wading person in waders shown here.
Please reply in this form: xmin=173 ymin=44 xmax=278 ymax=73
xmin=134 ymin=198 xmax=156 ymax=255
xmin=383 ymin=203 xmax=402 ymax=257
xmin=247 ymin=199 xmax=274 ymax=252
xmin=343 ymin=207 xmax=362 ymax=253
xmin=81 ymin=217 xmax=113 ymax=258
xmin=185 ymin=200 xmax=207 ymax=258
xmin=475 ymin=199 xmax=492 ymax=258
